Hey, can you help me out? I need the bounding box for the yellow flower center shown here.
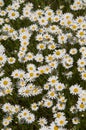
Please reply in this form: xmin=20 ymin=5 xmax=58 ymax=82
xmin=12 ymin=12 xmax=16 ymax=16
xmin=56 ymin=51 xmax=60 ymax=55
xmin=79 ymin=32 xmax=84 ymax=36
xmin=54 ymin=126 xmax=59 ymax=130
xmin=23 ymin=112 xmax=27 ymax=116
xmin=22 ymin=35 xmax=27 ymax=39
xmin=0 ymin=56 xmax=3 ymax=61
xmin=51 ymin=79 xmax=56 ymax=83
xmin=50 ymin=92 xmax=55 ymax=96
xmin=80 ymin=104 xmax=85 ymax=108
xmin=74 ymin=88 xmax=78 ymax=93
xmin=60 ymin=120 xmax=64 ymax=124
xmin=3 ymin=81 xmax=8 ymax=85
xmin=83 ymin=73 xmax=86 ymax=78
xmin=25 ymin=90 xmax=29 ymax=94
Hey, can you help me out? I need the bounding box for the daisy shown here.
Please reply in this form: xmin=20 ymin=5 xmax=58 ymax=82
xmin=69 ymin=48 xmax=77 ymax=55
xmin=38 ymin=117 xmax=47 ymax=126
xmin=14 ymin=105 xmax=20 ymax=113
xmin=70 ymin=106 xmax=77 ymax=113
xmin=27 ymin=63 xmax=36 ymax=72
xmin=18 ymin=70 xmax=25 ymax=79
xmin=36 ymin=9 xmax=44 ymax=17
xmin=37 ymin=43 xmax=46 ymax=50
xmin=53 ymin=15 xmax=60 ymax=22
xmin=58 ymin=34 xmax=67 ymax=44
xmin=5 ymin=87 xmax=13 ymax=95
xmin=18 ymin=80 xmax=26 ymax=87
xmin=11 ymin=69 xmax=19 ymax=78
xmin=45 ymin=54 xmax=54 ymax=63
xmin=55 ymin=117 xmax=68 ymax=127
xmin=43 ymin=99 xmax=53 ymax=108
xmin=36 ymin=34 xmax=43 ymax=41
xmin=54 ymin=49 xmax=64 ymax=59
xmin=77 ymin=58 xmax=86 ymax=67
xmin=65 ymin=19 xmax=73 ymax=26
xmin=2 ymin=103 xmax=12 ymax=112
xmin=49 ymin=60 xmax=58 ymax=69
xmin=58 ymin=96 xmax=67 ymax=103
xmin=60 ymin=20 xmax=65 ymax=26
xmin=20 ymin=41 xmax=29 ymax=46
xmin=38 ymin=17 xmax=48 ymax=26
xmin=18 ymin=87 xmax=31 ymax=97
xmin=80 ymin=22 xmax=86 ymax=30
xmin=78 ymin=95 xmax=86 ymax=103
xmin=0 ymin=77 xmax=12 ymax=88
xmin=70 ymin=4 xmax=79 ymax=11
xmin=26 ymin=52 xmax=34 ymax=61
xmin=54 ymin=112 xmax=65 ymax=119
xmin=8 ymin=10 xmax=19 ymax=20
xmin=57 ymin=103 xmax=66 ymax=110
xmin=18 ymin=51 xmax=25 ymax=59
xmin=44 ymin=65 xmax=52 ymax=74
xmin=70 ymin=23 xmax=78 ymax=30
xmin=78 ymin=38 xmax=86 ymax=46
xmin=12 ymin=1 xmax=20 ymax=10
xmin=76 ymin=16 xmax=84 ymax=24
xmin=77 ymin=30 xmax=85 ymax=38
xmin=72 ymin=117 xmax=80 ymax=124
xmin=81 ymin=71 xmax=86 ymax=80
xmin=20 ymin=46 xmax=27 ymax=52
xmin=79 ymin=46 xmax=86 ymax=53
xmin=49 ymin=122 xmax=60 ymax=130
xmin=45 ymin=9 xmax=54 ymax=17
xmin=44 ymin=33 xmax=54 ymax=42
xmin=23 ymin=8 xmax=31 ymax=17
xmin=34 ymin=54 xmax=44 ymax=62
xmin=48 ymin=76 xmax=58 ymax=86
xmin=76 ymin=101 xmax=86 ymax=111
xmin=26 ymin=83 xmax=35 ymax=91
xmin=26 ymin=113 xmax=35 ymax=124
xmin=0 ymin=54 xmax=7 ymax=64
xmin=0 ymin=10 xmax=6 ymax=16
xmin=48 ymin=43 xmax=56 ymax=50
xmin=44 ymin=83 xmax=50 ymax=90
xmin=69 ymin=84 xmax=82 ymax=95
xmin=0 ymin=0 xmax=4 ymax=7
xmin=21 ymin=109 xmax=30 ymax=119
xmin=49 ymin=25 xmax=57 ymax=33
xmin=6 ymin=116 xmax=12 ymax=122
xmin=31 ymin=103 xmax=38 ymax=111
xmin=65 ymin=57 xmax=73 ymax=65
xmin=8 ymin=57 xmax=16 ymax=64
xmin=2 ymin=119 xmax=9 ymax=126
xmin=29 ymin=24 xmax=38 ymax=31
xmin=19 ymin=32 xmax=30 ymax=42
xmin=47 ymin=89 xmax=57 ymax=99
xmin=63 ymin=13 xmax=73 ymax=20
xmin=55 ymin=83 xmax=65 ymax=91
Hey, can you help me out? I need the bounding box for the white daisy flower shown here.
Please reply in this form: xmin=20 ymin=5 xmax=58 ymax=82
xmin=69 ymin=84 xmax=82 ymax=95
xmin=8 ymin=10 xmax=19 ymax=20
xmin=0 ymin=77 xmax=12 ymax=88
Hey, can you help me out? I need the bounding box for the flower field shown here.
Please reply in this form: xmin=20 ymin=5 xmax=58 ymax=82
xmin=0 ymin=0 xmax=86 ymax=130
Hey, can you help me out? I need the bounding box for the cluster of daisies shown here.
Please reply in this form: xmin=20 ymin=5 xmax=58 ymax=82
xmin=0 ymin=0 xmax=86 ymax=130
xmin=70 ymin=0 xmax=86 ymax=10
